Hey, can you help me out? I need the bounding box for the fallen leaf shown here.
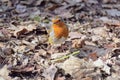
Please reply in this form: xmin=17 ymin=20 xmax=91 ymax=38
xmin=14 ymin=23 xmax=37 ymax=37
xmin=72 ymin=39 xmax=85 ymax=48
xmin=106 ymin=9 xmax=120 ymax=17
xmin=11 ymin=66 xmax=35 ymax=72
xmin=0 ymin=76 xmax=5 ymax=80
xmin=93 ymin=58 xmax=104 ymax=68
xmin=42 ymin=65 xmax=57 ymax=80
xmin=15 ymin=4 xmax=27 ymax=13
xmin=38 ymin=49 xmax=47 ymax=56
xmin=61 ymin=56 xmax=84 ymax=75
xmin=14 ymin=27 xmax=28 ymax=37
xmin=69 ymin=32 xmax=82 ymax=40
xmin=65 ymin=0 xmax=82 ymax=4
xmin=0 ymin=65 xmax=11 ymax=80
xmin=92 ymin=27 xmax=108 ymax=38
xmin=0 ymin=28 xmax=10 ymax=41
xmin=81 ymin=77 xmax=92 ymax=80
xmin=99 ymin=17 xmax=120 ymax=26
xmin=102 ymin=0 xmax=117 ymax=3
xmin=3 ymin=48 xmax=14 ymax=56
xmin=104 ymin=43 xmax=116 ymax=49
xmin=112 ymin=48 xmax=120 ymax=57
xmin=88 ymin=52 xmax=98 ymax=61
xmin=0 ymin=42 xmax=4 ymax=47
xmin=91 ymin=35 xmax=103 ymax=42
xmin=102 ymin=65 xmax=111 ymax=75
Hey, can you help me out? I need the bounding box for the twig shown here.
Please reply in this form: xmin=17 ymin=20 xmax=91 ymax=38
xmin=51 ymin=51 xmax=80 ymax=62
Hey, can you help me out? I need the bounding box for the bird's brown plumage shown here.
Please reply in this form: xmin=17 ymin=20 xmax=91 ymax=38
xmin=49 ymin=17 xmax=69 ymax=44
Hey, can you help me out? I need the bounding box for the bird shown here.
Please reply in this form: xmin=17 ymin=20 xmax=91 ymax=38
xmin=48 ymin=16 xmax=69 ymax=46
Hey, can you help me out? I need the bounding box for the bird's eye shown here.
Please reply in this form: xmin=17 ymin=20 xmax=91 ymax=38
xmin=57 ymin=19 xmax=61 ymax=22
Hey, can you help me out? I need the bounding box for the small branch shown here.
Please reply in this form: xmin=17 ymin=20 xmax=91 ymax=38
xmin=51 ymin=51 xmax=80 ymax=62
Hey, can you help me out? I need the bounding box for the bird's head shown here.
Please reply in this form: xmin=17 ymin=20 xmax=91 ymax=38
xmin=52 ymin=16 xmax=63 ymax=26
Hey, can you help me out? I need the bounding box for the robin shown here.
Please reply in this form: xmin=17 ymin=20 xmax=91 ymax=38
xmin=48 ymin=16 xmax=69 ymax=45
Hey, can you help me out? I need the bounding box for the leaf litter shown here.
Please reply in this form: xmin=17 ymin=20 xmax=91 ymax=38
xmin=0 ymin=0 xmax=120 ymax=80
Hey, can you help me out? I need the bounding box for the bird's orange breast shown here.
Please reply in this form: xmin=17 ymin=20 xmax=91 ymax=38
xmin=53 ymin=22 xmax=68 ymax=39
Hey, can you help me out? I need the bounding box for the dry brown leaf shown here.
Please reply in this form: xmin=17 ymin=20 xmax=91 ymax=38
xmin=13 ymin=45 xmax=26 ymax=53
xmin=102 ymin=0 xmax=117 ymax=3
xmin=81 ymin=77 xmax=92 ymax=80
xmin=93 ymin=58 xmax=104 ymax=68
xmin=11 ymin=66 xmax=35 ymax=72
xmin=69 ymin=32 xmax=82 ymax=40
xmin=14 ymin=27 xmax=28 ymax=37
xmin=15 ymin=4 xmax=27 ymax=13
xmin=58 ymin=11 xmax=74 ymax=18
xmin=112 ymin=37 xmax=120 ymax=47
xmin=104 ymin=43 xmax=116 ymax=48
xmin=88 ymin=52 xmax=98 ymax=61
xmin=65 ymin=0 xmax=82 ymax=4
xmin=0 ymin=28 xmax=10 ymax=41
xmin=0 ymin=65 xmax=11 ymax=80
xmin=0 ymin=42 xmax=4 ymax=47
xmin=54 ymin=6 xmax=73 ymax=18
xmin=92 ymin=27 xmax=109 ymax=38
xmin=112 ymin=48 xmax=120 ymax=57
xmin=100 ymin=17 xmax=120 ymax=26
xmin=85 ymin=41 xmax=97 ymax=46
xmin=106 ymin=9 xmax=120 ymax=17
xmin=38 ymin=49 xmax=47 ymax=56
xmin=113 ymin=37 xmax=120 ymax=43
xmin=61 ymin=56 xmax=85 ymax=75
xmin=46 ymin=4 xmax=60 ymax=11
xmin=42 ymin=65 xmax=57 ymax=80
xmin=3 ymin=48 xmax=14 ymax=56
xmin=14 ymin=24 xmax=37 ymax=37
xmin=72 ymin=39 xmax=85 ymax=48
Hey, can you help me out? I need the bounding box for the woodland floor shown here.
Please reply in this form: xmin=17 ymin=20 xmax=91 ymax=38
xmin=0 ymin=0 xmax=120 ymax=80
